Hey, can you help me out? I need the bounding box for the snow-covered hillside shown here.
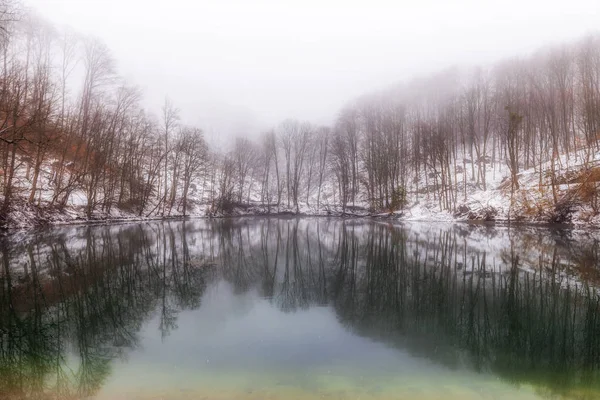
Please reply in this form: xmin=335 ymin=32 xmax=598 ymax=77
xmin=401 ymin=147 xmax=600 ymax=227
xmin=4 ymin=145 xmax=600 ymax=230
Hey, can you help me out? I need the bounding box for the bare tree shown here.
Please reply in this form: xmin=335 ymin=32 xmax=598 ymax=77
xmin=178 ymin=126 xmax=207 ymax=216
xmin=161 ymin=97 xmax=180 ymax=215
xmin=232 ymin=137 xmax=257 ymax=203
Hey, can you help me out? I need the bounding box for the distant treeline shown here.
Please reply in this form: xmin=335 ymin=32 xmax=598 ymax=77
xmin=1 ymin=1 xmax=600 ymax=224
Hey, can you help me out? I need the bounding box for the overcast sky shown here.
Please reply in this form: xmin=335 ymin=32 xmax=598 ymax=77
xmin=23 ymin=0 xmax=600 ymax=142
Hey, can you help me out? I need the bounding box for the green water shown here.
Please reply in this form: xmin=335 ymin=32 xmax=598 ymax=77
xmin=1 ymin=219 xmax=599 ymax=399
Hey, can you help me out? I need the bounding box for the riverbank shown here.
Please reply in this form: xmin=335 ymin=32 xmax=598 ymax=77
xmin=2 ymin=160 xmax=600 ymax=232
xmin=3 ymin=135 xmax=600 ymax=232
xmin=0 ymin=202 xmax=595 ymax=235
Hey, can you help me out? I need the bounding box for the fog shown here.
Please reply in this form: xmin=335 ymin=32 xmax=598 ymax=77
xmin=24 ymin=0 xmax=600 ymax=142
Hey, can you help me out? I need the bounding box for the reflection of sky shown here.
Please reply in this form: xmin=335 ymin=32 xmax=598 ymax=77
xmin=135 ymin=281 xmax=440 ymax=375
xmin=96 ymin=281 xmax=545 ymax=399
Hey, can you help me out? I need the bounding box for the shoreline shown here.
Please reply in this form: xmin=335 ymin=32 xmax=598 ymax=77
xmin=1 ymin=208 xmax=594 ymax=235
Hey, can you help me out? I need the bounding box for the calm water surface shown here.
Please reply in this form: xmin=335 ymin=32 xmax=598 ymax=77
xmin=1 ymin=218 xmax=600 ymax=400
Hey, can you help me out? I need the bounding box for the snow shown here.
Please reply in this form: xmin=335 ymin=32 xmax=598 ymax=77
xmin=392 ymin=146 xmax=600 ymax=227
xmin=4 ymin=143 xmax=600 ymax=230
xmin=401 ymin=203 xmax=455 ymax=222
xmin=69 ymin=190 xmax=88 ymax=206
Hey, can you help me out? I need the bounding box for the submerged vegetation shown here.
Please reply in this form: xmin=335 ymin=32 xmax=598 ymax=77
xmin=1 ymin=220 xmax=600 ymax=399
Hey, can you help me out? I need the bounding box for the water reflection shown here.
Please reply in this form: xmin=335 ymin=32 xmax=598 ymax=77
xmin=0 ymin=219 xmax=599 ymax=399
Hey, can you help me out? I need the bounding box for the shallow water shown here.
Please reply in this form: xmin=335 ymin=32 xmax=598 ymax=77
xmin=1 ymin=218 xmax=599 ymax=400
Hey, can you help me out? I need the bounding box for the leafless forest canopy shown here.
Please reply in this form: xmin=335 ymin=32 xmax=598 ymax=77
xmin=1 ymin=1 xmax=600 ymax=225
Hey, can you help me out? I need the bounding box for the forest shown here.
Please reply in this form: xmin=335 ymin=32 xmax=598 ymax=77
xmin=1 ymin=1 xmax=600 ymax=227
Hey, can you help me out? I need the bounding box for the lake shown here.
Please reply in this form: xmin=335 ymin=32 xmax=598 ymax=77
xmin=1 ymin=218 xmax=599 ymax=400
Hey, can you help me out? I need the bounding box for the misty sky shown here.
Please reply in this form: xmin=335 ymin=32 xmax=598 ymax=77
xmin=24 ymin=0 xmax=600 ymax=143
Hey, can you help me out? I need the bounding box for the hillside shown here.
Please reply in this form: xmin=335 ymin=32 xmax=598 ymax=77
xmin=1 ymin=3 xmax=600 ymax=230
xmin=2 ymin=144 xmax=600 ymax=229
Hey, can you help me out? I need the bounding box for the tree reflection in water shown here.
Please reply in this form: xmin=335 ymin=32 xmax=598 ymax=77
xmin=0 ymin=219 xmax=599 ymax=399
